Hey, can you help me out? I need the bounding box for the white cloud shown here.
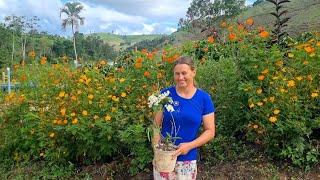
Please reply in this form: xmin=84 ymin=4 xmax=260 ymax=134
xmin=99 ymin=23 xmax=112 ymax=30
xmin=82 ymin=0 xmax=190 ymax=19
xmin=0 ymin=0 xmax=254 ymax=35
xmin=165 ymin=27 xmax=177 ymax=34
xmin=81 ymin=2 xmax=145 ymax=24
xmin=0 ymin=0 xmax=7 ymax=9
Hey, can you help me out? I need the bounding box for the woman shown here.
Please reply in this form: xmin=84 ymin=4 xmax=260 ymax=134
xmin=153 ymin=56 xmax=216 ymax=180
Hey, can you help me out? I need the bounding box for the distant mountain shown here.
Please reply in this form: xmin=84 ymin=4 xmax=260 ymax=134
xmin=90 ymin=33 xmax=164 ymax=51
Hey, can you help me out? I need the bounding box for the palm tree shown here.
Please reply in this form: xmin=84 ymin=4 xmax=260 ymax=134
xmin=60 ymin=2 xmax=84 ymax=63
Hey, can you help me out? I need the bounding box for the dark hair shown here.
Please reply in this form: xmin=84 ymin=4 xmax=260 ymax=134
xmin=173 ymin=56 xmax=196 ymax=71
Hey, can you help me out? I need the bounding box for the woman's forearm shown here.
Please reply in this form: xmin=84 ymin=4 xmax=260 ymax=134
xmin=189 ymin=129 xmax=215 ymax=149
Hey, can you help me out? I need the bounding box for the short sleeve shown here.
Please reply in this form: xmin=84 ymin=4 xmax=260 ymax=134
xmin=202 ymin=93 xmax=215 ymax=115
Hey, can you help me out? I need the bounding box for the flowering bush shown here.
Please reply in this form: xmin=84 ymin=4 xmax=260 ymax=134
xmin=0 ymin=17 xmax=319 ymax=175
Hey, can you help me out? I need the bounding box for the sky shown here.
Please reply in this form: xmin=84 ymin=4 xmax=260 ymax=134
xmin=0 ymin=0 xmax=256 ymax=36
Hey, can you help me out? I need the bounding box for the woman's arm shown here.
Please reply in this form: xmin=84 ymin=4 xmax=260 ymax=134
xmin=174 ymin=112 xmax=215 ymax=156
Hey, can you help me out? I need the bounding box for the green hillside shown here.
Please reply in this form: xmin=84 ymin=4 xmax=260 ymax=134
xmin=237 ymin=0 xmax=320 ymax=36
xmin=91 ymin=33 xmax=164 ymax=51
xmin=172 ymin=0 xmax=320 ymax=45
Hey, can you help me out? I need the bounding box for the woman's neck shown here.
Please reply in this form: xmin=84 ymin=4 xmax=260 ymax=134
xmin=175 ymin=85 xmax=196 ymax=99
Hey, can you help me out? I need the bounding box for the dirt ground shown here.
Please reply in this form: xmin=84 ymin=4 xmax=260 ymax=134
xmin=81 ymin=158 xmax=320 ymax=180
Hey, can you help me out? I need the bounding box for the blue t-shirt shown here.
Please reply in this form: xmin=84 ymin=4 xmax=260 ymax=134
xmin=160 ymin=86 xmax=215 ymax=161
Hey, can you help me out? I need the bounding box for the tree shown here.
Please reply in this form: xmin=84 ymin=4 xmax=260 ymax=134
xmin=222 ymin=0 xmax=245 ymax=16
xmin=4 ymin=15 xmax=23 ymax=65
xmin=179 ymin=0 xmax=245 ymax=31
xmin=4 ymin=15 xmax=39 ymax=64
xmin=253 ymin=0 xmax=265 ymax=6
xmin=60 ymin=2 xmax=85 ymax=62
xmin=0 ymin=23 xmax=12 ymax=67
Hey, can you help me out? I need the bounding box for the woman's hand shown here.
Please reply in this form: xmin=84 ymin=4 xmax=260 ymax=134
xmin=173 ymin=142 xmax=193 ymax=157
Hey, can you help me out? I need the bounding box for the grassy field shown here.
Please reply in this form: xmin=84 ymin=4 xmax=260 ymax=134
xmin=91 ymin=33 xmax=164 ymax=51
xmin=237 ymin=0 xmax=320 ymax=36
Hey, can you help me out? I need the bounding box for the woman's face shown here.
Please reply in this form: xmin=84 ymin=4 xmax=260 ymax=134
xmin=173 ymin=64 xmax=196 ymax=88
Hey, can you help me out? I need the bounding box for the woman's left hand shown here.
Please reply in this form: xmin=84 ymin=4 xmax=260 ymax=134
xmin=173 ymin=143 xmax=192 ymax=157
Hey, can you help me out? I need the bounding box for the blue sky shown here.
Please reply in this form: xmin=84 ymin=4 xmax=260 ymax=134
xmin=0 ymin=0 xmax=256 ymax=36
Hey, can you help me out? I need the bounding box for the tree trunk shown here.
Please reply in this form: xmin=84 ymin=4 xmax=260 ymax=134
xmin=11 ymin=32 xmax=15 ymax=66
xmin=22 ymin=35 xmax=27 ymax=62
xmin=72 ymin=24 xmax=78 ymax=62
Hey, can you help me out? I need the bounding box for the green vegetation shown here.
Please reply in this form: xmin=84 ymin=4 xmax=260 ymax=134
xmin=238 ymin=0 xmax=320 ymax=36
xmin=1 ymin=19 xmax=319 ymax=178
xmin=0 ymin=0 xmax=320 ymax=178
xmin=93 ymin=33 xmax=164 ymax=51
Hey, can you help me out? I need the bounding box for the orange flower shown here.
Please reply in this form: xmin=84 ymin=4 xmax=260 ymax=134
xmin=60 ymin=108 xmax=66 ymax=116
xmin=143 ymin=71 xmax=151 ymax=77
xmin=71 ymin=95 xmax=77 ymax=101
xmin=49 ymin=132 xmax=55 ymax=138
xmin=121 ymin=92 xmax=127 ymax=97
xmin=20 ymin=75 xmax=27 ymax=82
xmin=307 ymin=75 xmax=313 ymax=81
xmin=88 ymin=94 xmax=94 ymax=100
xmin=228 ymin=33 xmax=237 ymax=41
xmin=269 ymin=116 xmax=277 ymax=123
xmin=99 ymin=60 xmax=106 ymax=65
xmin=119 ymin=78 xmax=126 ymax=83
xmin=237 ymin=24 xmax=245 ymax=30
xmin=257 ymin=102 xmax=263 ymax=106
xmin=72 ymin=118 xmax=78 ymax=124
xmin=40 ymin=56 xmax=47 ymax=65
xmin=275 ymin=60 xmax=283 ymax=67
xmin=28 ymin=51 xmax=36 ymax=58
xmin=273 ymin=109 xmax=280 ymax=115
xmin=295 ymin=76 xmax=303 ymax=81
xmin=105 ymin=115 xmax=112 ymax=121
xmin=136 ymin=57 xmax=143 ymax=63
xmin=311 ymin=92 xmax=319 ymax=98
xmin=259 ymin=31 xmax=269 ymax=38
xmin=157 ymin=72 xmax=164 ymax=79
xmin=258 ymin=75 xmax=265 ymax=81
xmin=147 ymin=53 xmax=154 ymax=60
xmin=256 ymin=88 xmax=263 ymax=94
xmin=261 ymin=69 xmax=269 ymax=74
xmin=63 ymin=119 xmax=68 ymax=125
xmin=246 ymin=17 xmax=254 ymax=26
xmin=269 ymin=96 xmax=275 ymax=102
xmin=304 ymin=46 xmax=315 ymax=53
xmin=207 ymin=36 xmax=215 ymax=43
xmin=112 ymin=96 xmax=119 ymax=102
xmin=134 ymin=63 xmax=142 ymax=69
xmin=287 ymin=80 xmax=295 ymax=88
xmin=167 ymin=57 xmax=175 ymax=64
xmin=249 ymin=103 xmax=254 ymax=108
xmin=220 ymin=21 xmax=227 ymax=28
xmin=117 ymin=67 xmax=125 ymax=72
xmin=82 ymin=110 xmax=88 ymax=116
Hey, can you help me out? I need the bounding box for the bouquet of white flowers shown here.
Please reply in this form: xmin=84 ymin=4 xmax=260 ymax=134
xmin=148 ymin=90 xmax=174 ymax=113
